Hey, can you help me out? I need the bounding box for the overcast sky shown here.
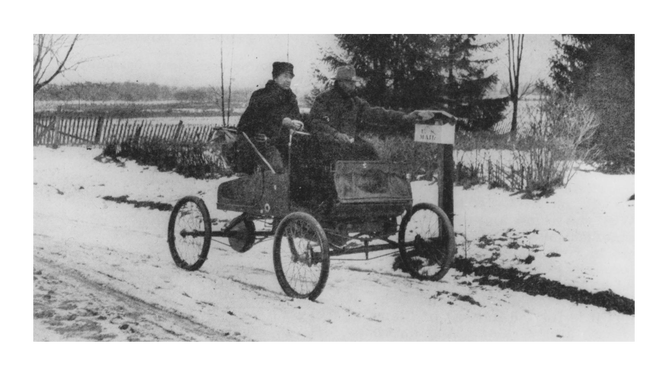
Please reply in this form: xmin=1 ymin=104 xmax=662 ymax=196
xmin=51 ymin=34 xmax=559 ymax=97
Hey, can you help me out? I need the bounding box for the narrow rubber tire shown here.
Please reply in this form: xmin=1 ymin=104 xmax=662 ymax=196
xmin=273 ymin=212 xmax=330 ymax=300
xmin=398 ymin=203 xmax=456 ymax=281
xmin=168 ymin=196 xmax=212 ymax=271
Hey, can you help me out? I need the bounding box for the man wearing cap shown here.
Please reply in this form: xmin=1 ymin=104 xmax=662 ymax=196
xmin=232 ymin=62 xmax=304 ymax=174
xmin=309 ymin=65 xmax=426 ymax=162
xmin=294 ymin=65 xmax=428 ymax=211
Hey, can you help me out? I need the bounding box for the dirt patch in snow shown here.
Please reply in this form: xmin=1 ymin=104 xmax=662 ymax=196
xmin=393 ymin=224 xmax=634 ymax=315
xmin=430 ymin=291 xmax=482 ymax=307
xmin=102 ymin=195 xmax=174 ymax=211
xmin=453 ymin=257 xmax=634 ymax=315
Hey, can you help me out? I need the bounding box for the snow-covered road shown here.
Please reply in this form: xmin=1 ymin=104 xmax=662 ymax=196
xmin=32 ymin=146 xmax=634 ymax=341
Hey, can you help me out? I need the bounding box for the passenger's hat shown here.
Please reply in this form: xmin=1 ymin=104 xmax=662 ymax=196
xmin=332 ymin=65 xmax=360 ymax=82
xmin=272 ymin=62 xmax=294 ymax=78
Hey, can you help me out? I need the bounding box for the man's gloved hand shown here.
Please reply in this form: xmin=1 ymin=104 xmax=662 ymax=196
xmin=334 ymin=132 xmax=353 ymax=143
xmin=282 ymin=117 xmax=304 ymax=131
xmin=254 ymin=133 xmax=269 ymax=143
xmin=404 ymin=110 xmax=435 ymax=124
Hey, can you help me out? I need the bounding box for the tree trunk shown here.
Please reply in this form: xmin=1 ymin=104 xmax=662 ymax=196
xmin=511 ymin=96 xmax=519 ymax=134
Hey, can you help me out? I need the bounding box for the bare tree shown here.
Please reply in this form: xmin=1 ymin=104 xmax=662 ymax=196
xmin=507 ymin=34 xmax=525 ymax=134
xmin=33 ymin=34 xmax=81 ymax=95
xmin=220 ymin=37 xmax=226 ymax=127
xmin=210 ymin=36 xmax=234 ymax=128
xmin=226 ymin=36 xmax=234 ymax=127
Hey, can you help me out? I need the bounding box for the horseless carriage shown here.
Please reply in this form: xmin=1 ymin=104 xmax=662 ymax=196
xmin=167 ymin=126 xmax=456 ymax=300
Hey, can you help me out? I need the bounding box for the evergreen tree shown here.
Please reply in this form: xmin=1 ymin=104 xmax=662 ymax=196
xmin=549 ymin=34 xmax=634 ymax=172
xmin=316 ymin=34 xmax=505 ymax=133
xmin=321 ymin=34 xmax=445 ymax=110
xmin=551 ymin=35 xmax=634 ymax=97
xmin=436 ymin=35 xmax=505 ymax=131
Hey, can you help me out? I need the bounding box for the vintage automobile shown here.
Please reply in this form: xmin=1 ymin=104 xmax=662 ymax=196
xmin=168 ymin=126 xmax=456 ymax=300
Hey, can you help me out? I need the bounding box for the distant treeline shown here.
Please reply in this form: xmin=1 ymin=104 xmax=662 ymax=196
xmin=34 ymin=82 xmax=255 ymax=104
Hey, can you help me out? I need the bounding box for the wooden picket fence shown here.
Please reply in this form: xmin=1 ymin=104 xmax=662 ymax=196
xmin=33 ymin=115 xmax=221 ymax=146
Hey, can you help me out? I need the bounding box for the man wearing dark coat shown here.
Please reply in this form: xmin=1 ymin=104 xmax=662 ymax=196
xmin=309 ymin=65 xmax=425 ymax=162
xmin=232 ymin=62 xmax=303 ymax=174
xmin=294 ymin=65 xmax=428 ymax=210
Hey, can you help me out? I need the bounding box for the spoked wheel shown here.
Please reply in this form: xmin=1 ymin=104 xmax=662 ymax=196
xmin=399 ymin=203 xmax=456 ymax=281
xmin=225 ymin=215 xmax=256 ymax=253
xmin=168 ymin=196 xmax=211 ymax=271
xmin=273 ymin=212 xmax=329 ymax=300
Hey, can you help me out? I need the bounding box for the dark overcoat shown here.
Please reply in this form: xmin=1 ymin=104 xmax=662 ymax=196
xmin=309 ymin=84 xmax=409 ymax=140
xmin=292 ymin=85 xmax=411 ymax=209
xmin=232 ymin=80 xmax=301 ymax=174
xmin=237 ymin=80 xmax=300 ymax=141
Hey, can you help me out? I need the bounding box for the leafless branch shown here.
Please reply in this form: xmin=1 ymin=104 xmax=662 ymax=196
xmin=33 ymin=34 xmax=80 ymax=94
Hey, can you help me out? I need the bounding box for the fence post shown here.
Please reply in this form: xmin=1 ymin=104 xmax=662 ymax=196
xmin=134 ymin=120 xmax=144 ymax=144
xmin=445 ymin=144 xmax=455 ymax=226
xmin=207 ymin=126 xmax=216 ymax=142
xmin=437 ymin=144 xmax=455 ymax=227
xmin=30 ymin=97 xmax=35 ymax=146
xmin=53 ymin=116 xmax=61 ymax=147
xmin=94 ymin=116 xmax=105 ymax=144
xmin=173 ymin=120 xmax=184 ymax=141
xmin=487 ymin=159 xmax=492 ymax=185
xmin=33 ymin=115 xmax=40 ymax=146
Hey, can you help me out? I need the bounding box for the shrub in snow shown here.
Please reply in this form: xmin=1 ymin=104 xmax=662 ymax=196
xmin=504 ymin=94 xmax=600 ymax=195
xmin=102 ymin=137 xmax=233 ymax=179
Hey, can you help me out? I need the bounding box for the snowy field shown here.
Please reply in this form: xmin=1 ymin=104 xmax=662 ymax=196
xmin=22 ymin=141 xmax=659 ymax=373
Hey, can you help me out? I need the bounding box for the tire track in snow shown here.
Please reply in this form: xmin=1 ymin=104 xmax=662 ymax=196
xmin=34 ymin=255 xmax=243 ymax=341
